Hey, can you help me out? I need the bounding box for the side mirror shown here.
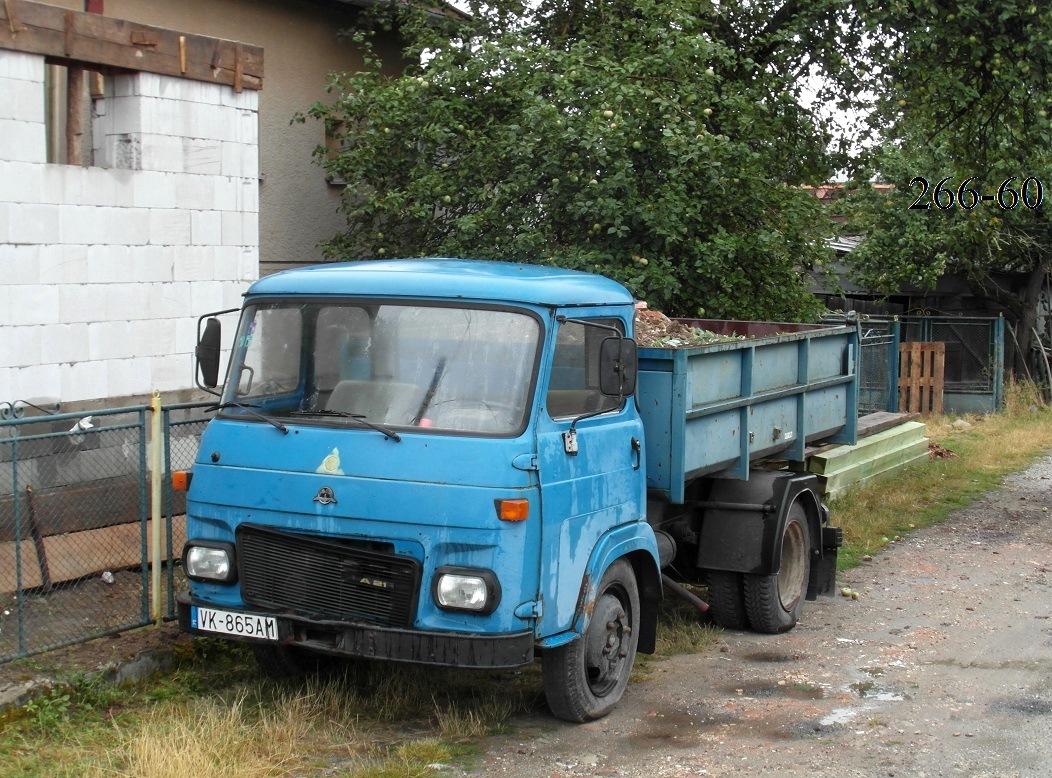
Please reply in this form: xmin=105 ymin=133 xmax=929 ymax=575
xmin=196 ymin=317 xmax=223 ymax=389
xmin=599 ymin=337 xmax=638 ymax=397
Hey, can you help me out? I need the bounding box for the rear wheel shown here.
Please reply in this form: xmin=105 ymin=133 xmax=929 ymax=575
xmin=744 ymin=503 xmax=810 ymax=634
xmin=542 ymin=559 xmax=640 ymax=722
xmin=706 ymin=571 xmax=750 ymax=630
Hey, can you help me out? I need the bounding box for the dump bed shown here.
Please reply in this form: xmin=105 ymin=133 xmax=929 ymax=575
xmin=637 ymin=319 xmax=859 ymax=503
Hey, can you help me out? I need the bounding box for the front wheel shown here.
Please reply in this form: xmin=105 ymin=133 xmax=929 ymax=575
xmin=542 ymin=559 xmax=640 ymax=722
xmin=743 ymin=502 xmax=811 ymax=634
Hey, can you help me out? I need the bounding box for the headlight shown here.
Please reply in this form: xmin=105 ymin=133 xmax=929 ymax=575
xmin=184 ymin=541 xmax=237 ymax=582
xmin=433 ymin=567 xmax=500 ymax=615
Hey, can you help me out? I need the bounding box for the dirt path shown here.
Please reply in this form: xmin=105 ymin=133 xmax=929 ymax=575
xmin=474 ymin=456 xmax=1052 ymax=777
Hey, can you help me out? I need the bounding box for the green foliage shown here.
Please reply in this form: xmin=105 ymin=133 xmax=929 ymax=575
xmin=845 ymin=0 xmax=1052 ymax=347
xmin=306 ymin=0 xmax=871 ymax=320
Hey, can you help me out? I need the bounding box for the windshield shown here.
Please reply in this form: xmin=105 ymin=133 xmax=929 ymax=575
xmin=220 ymin=301 xmax=541 ymax=435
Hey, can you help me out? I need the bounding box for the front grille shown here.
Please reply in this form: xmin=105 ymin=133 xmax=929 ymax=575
xmin=237 ymin=525 xmax=421 ymax=627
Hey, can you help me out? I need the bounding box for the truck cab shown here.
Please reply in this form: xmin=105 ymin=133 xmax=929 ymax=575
xmin=177 ymin=259 xmax=662 ymax=722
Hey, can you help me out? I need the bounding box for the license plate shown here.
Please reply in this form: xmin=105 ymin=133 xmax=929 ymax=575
xmin=191 ymin=606 xmax=278 ymax=640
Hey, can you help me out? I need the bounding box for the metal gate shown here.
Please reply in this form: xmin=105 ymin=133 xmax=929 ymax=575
xmin=0 ymin=401 xmax=209 ymax=664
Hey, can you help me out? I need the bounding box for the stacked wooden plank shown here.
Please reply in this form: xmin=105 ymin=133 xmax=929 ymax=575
xmin=795 ymin=412 xmax=930 ymax=500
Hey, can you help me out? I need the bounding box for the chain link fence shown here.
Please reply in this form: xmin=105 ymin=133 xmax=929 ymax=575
xmin=0 ymin=401 xmax=210 ymax=664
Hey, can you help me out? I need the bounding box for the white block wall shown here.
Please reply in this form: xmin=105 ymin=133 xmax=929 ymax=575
xmin=0 ymin=50 xmax=259 ymax=405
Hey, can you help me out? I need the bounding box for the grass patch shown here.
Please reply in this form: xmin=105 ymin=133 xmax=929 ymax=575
xmin=833 ymin=380 xmax=1052 ymax=568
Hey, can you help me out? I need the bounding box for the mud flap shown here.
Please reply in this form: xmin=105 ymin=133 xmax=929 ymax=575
xmin=813 ymin=525 xmax=843 ymax=596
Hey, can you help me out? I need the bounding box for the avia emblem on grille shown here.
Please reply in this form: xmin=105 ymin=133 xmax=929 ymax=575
xmin=359 ymin=577 xmax=393 ymax=590
xmin=313 ymin=486 xmax=337 ymax=505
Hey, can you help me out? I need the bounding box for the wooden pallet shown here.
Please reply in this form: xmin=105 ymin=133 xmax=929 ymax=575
xmin=793 ymin=420 xmax=929 ymax=499
xmin=899 ymin=342 xmax=945 ymax=416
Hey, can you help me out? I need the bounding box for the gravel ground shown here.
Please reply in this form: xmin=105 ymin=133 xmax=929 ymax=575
xmin=472 ymin=455 xmax=1052 ymax=777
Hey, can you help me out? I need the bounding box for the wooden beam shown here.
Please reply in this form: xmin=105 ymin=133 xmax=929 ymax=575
xmin=0 ymin=0 xmax=263 ymax=91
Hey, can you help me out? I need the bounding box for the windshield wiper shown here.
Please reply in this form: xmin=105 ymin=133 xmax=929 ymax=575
xmin=290 ymin=409 xmax=402 ymax=442
xmin=207 ymin=401 xmax=289 ymax=434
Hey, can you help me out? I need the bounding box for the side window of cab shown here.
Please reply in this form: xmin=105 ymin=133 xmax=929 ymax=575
xmin=546 ymin=319 xmax=623 ymax=419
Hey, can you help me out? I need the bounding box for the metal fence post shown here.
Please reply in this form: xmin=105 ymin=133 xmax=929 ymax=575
xmin=150 ymin=392 xmax=163 ymax=625
xmin=887 ymin=317 xmax=901 ymax=413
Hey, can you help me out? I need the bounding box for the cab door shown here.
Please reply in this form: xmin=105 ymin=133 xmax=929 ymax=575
xmin=535 ymin=313 xmax=646 ymax=637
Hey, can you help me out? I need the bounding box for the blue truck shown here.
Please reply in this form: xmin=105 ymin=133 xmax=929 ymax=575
xmin=176 ymin=258 xmax=858 ymax=722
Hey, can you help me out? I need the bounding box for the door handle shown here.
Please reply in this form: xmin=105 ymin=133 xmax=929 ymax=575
xmin=631 ymin=437 xmax=641 ymax=470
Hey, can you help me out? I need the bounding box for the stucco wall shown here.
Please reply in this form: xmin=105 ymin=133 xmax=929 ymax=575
xmin=53 ymin=0 xmax=398 ymax=274
xmin=0 ymin=49 xmax=257 ymax=406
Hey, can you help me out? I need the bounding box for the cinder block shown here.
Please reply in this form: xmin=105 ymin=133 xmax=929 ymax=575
xmin=59 ymin=283 xmax=104 ymax=324
xmin=0 ymin=160 xmax=43 ymax=203
xmin=241 ymin=212 xmax=259 ymax=247
xmin=0 ymin=50 xmax=45 ymax=82
xmin=60 ymin=360 xmax=109 ymax=403
xmin=108 ymin=356 xmax=153 ymax=397
xmin=213 ymin=176 xmax=239 ymax=211
xmin=223 ymin=280 xmax=250 ymax=308
xmin=104 ymin=283 xmax=152 ymax=321
xmin=182 ymin=139 xmax=222 ymax=176
xmin=6 ymin=324 xmax=43 ymax=367
xmin=77 ymin=169 xmax=125 ymax=207
xmin=140 ymin=97 xmax=191 ymax=137
xmin=111 ymin=207 xmax=152 ymax=246
xmin=0 ymin=244 xmax=41 ymax=284
xmin=235 ymin=109 xmax=259 ymax=146
xmin=59 ymin=204 xmax=109 ymax=245
xmin=131 ymin=245 xmax=175 ymax=282
xmin=85 ymin=244 xmax=132 ymax=283
xmin=220 ymin=210 xmax=243 ymax=246
xmin=212 ymin=245 xmax=240 ymax=280
xmin=241 ymin=143 xmax=259 ymax=180
xmin=0 ymin=366 xmax=12 ymax=400
xmin=220 ymin=86 xmax=258 ymax=111
xmin=238 ymin=247 xmax=259 ymax=282
xmin=148 ymin=282 xmax=192 ymax=319
xmin=41 ymin=323 xmax=90 ymax=364
xmin=88 ymin=319 xmax=134 ymax=360
xmin=98 ymin=132 xmax=142 ymax=170
xmin=134 ymin=72 xmax=164 ymax=99
xmin=0 ymin=286 xmax=9 ymax=327
xmin=174 ymin=245 xmax=215 ymax=281
xmin=175 ymin=172 xmax=216 ymax=210
xmin=141 ymin=133 xmax=186 ymax=173
xmin=220 ymin=141 xmax=244 ymax=178
xmin=11 ymin=284 xmax=60 ymax=326
xmin=241 ymin=177 xmax=259 ymax=213
xmin=132 ymin=318 xmax=179 ymax=357
xmin=175 ymin=316 xmax=199 ymax=351
xmin=0 ymin=75 xmax=44 ymax=122
xmin=12 ymin=363 xmax=61 ymax=403
xmin=190 ymin=279 xmax=225 ymax=313
xmin=105 ymin=95 xmax=143 ymax=136
xmin=0 ymin=118 xmax=46 ymax=163
xmin=0 ymin=202 xmax=8 ymax=243
xmin=190 ymin=210 xmax=222 ymax=246
xmin=132 ymin=170 xmax=175 ymax=209
xmin=152 ymin=352 xmax=191 ymax=392
xmin=9 ymin=202 xmax=59 ymax=243
xmin=148 ymin=208 xmax=192 ymax=245
xmin=39 ymin=245 xmax=89 ymax=285
xmin=187 ymin=81 xmax=224 ymax=107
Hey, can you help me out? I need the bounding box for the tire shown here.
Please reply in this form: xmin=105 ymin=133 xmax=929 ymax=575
xmin=251 ymin=643 xmax=332 ymax=679
xmin=706 ymin=570 xmax=750 ymax=630
xmin=542 ymin=559 xmax=640 ymax=722
xmin=744 ymin=502 xmax=811 ymax=634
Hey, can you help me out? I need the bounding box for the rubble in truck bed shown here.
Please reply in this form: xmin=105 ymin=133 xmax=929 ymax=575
xmin=633 ymin=307 xmax=750 ymax=348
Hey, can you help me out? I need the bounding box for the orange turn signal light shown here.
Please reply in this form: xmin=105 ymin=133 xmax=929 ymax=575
xmin=498 ymin=499 xmax=529 ymax=522
xmin=171 ymin=471 xmax=192 ymax=491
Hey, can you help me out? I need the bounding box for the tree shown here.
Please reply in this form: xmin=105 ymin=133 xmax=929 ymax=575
xmin=306 ymin=0 xmax=867 ymax=321
xmin=845 ymin=1 xmax=1052 ymax=374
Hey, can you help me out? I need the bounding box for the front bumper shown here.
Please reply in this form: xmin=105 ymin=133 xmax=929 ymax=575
xmin=176 ymin=593 xmax=535 ymax=669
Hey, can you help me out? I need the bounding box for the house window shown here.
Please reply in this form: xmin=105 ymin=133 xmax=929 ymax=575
xmin=45 ymin=62 xmax=104 ymax=165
